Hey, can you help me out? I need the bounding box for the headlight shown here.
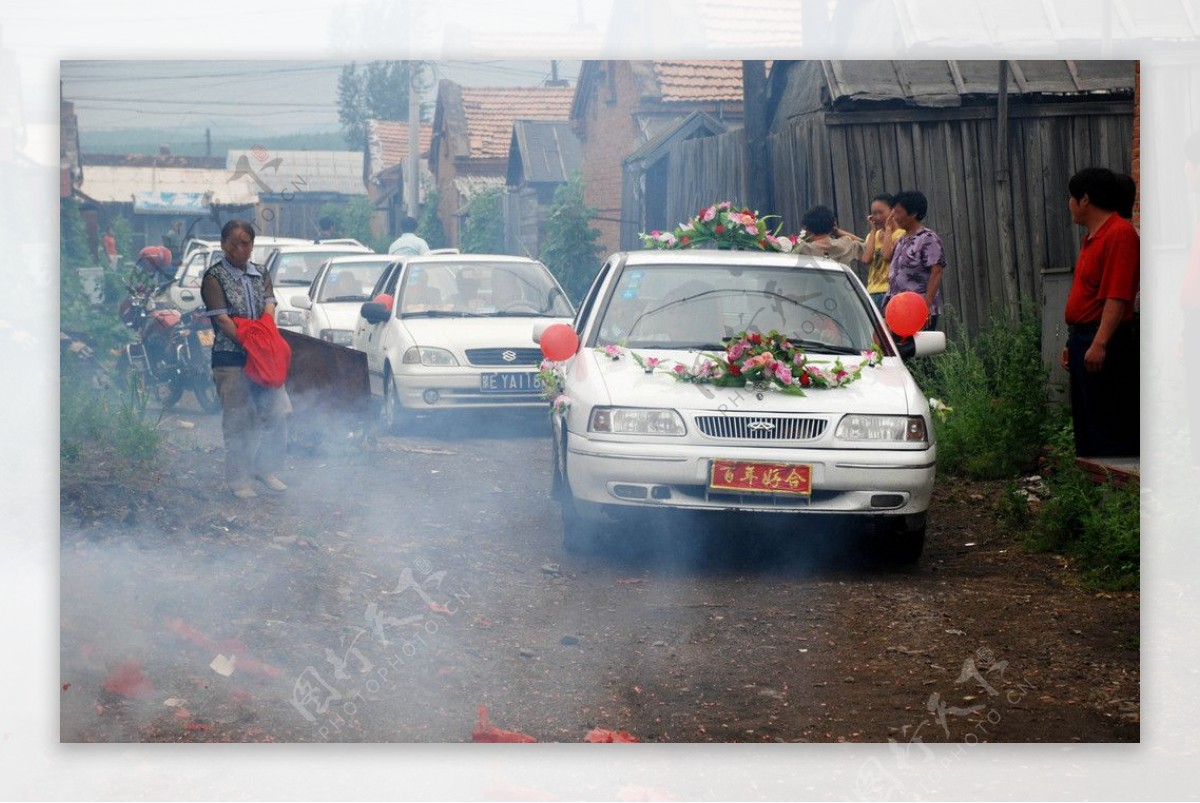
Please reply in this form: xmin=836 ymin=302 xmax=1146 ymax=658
xmin=402 ymin=346 xmax=459 ymax=367
xmin=276 ymin=309 xmax=304 ymax=327
xmin=835 ymin=414 xmax=927 ymax=443
xmin=319 ymin=329 xmax=354 ymax=347
xmin=589 ymin=406 xmax=686 ymax=436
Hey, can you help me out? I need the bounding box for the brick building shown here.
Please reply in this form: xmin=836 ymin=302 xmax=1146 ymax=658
xmin=364 ymin=119 xmax=434 ymax=239
xmin=569 ymin=60 xmax=746 ymax=257
xmin=430 ymin=80 xmax=575 ymax=247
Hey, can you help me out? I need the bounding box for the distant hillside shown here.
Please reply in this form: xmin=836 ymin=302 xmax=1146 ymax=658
xmin=80 ymin=128 xmax=352 ymax=156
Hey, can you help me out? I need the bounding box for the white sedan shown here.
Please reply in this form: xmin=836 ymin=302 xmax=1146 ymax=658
xmin=352 ymin=254 xmax=574 ymax=432
xmin=541 ymin=250 xmax=945 ymax=562
xmin=265 ymin=242 xmax=373 ymax=332
xmin=289 ymin=255 xmax=397 ymax=346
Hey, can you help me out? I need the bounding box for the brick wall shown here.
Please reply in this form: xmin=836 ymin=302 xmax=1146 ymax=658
xmin=576 ymin=62 xmax=643 ymax=258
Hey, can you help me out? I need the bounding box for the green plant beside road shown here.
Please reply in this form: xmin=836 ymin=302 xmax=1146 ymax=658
xmin=540 ymin=173 xmax=603 ymax=304
xmin=908 ymin=308 xmax=1050 ymax=479
xmin=1001 ymin=424 xmax=1139 ymax=592
xmin=459 ymin=187 xmax=505 ymax=255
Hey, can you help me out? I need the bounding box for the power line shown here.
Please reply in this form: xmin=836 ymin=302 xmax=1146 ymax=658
xmin=61 ymin=63 xmax=350 ymax=83
xmin=69 ymin=95 xmax=339 ymax=110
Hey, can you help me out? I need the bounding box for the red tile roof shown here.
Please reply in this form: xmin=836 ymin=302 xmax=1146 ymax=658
xmin=458 ymin=85 xmax=576 ymax=159
xmin=651 ymin=60 xmax=750 ymax=103
xmin=367 ymin=120 xmax=433 ymax=174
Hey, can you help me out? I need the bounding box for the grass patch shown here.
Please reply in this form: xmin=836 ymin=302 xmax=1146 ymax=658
xmin=61 ymin=355 xmax=162 ymax=469
xmin=1001 ymin=423 xmax=1139 ymax=591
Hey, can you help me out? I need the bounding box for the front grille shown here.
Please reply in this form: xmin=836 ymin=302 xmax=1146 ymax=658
xmin=694 ymin=415 xmax=827 ymax=441
xmin=465 ymin=347 xmax=544 ymax=366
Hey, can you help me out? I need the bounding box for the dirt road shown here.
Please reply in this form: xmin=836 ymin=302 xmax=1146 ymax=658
xmin=59 ymin=396 xmax=1139 ymax=745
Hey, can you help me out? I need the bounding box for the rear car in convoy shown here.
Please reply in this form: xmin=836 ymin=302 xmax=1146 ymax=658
xmin=263 ymin=241 xmax=373 ymax=332
xmin=289 ymin=254 xmax=397 ymax=346
xmin=542 ymin=250 xmax=945 ymax=562
xmin=352 ymin=253 xmax=574 ymax=432
xmin=164 ymin=236 xmax=309 ymax=313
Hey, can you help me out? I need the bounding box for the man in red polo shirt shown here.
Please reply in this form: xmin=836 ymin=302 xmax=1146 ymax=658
xmin=1060 ymin=167 xmax=1140 ymax=458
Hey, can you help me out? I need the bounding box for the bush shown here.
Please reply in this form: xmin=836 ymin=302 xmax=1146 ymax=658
xmin=60 ymin=353 xmax=162 ymax=467
xmin=908 ymin=307 xmax=1050 ymax=479
xmin=540 ymin=172 xmax=603 ymax=303
xmin=1022 ymin=423 xmax=1139 ymax=591
xmin=418 ymin=190 xmax=448 ymax=251
xmin=459 ymin=187 xmax=505 ymax=254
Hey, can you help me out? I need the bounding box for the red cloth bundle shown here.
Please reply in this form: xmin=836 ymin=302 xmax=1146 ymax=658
xmin=234 ymin=313 xmax=292 ymax=388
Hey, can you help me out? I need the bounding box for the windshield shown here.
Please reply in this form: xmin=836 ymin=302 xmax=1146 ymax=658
xmin=316 ymin=260 xmax=392 ymax=302
xmin=398 ymin=261 xmax=574 ymax=318
xmin=595 ymin=263 xmax=880 ymax=353
xmin=273 ymin=249 xmax=368 ymax=285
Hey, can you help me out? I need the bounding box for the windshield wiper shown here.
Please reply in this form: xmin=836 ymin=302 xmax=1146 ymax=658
xmin=783 ymin=338 xmax=863 ymax=356
xmin=400 ymin=310 xmax=485 ymax=318
xmin=487 ymin=311 xmax=561 ymax=318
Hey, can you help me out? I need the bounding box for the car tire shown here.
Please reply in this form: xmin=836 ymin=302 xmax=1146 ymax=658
xmin=560 ymin=454 xmax=608 ymax=555
xmin=882 ymin=523 xmax=926 ymax=565
xmin=381 ymin=366 xmax=411 ymax=436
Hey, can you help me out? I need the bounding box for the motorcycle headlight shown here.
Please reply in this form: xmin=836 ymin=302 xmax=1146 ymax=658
xmin=319 ymin=329 xmax=354 ymax=347
xmin=276 ymin=309 xmax=305 ymax=327
xmin=835 ymin=414 xmax=927 ymax=443
xmin=402 ymin=346 xmax=459 ymax=367
xmin=589 ymin=407 xmax=686 ymax=436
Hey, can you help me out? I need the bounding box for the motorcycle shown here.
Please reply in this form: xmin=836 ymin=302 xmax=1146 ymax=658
xmin=116 ymin=247 xmax=220 ymax=414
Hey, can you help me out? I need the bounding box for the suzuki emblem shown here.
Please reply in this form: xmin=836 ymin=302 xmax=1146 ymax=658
xmin=501 ymin=350 xmax=517 ymax=362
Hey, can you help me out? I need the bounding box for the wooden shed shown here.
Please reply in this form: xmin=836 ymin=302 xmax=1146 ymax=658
xmin=662 ymin=60 xmax=1136 ymax=338
xmin=505 ymin=120 xmax=583 ymax=258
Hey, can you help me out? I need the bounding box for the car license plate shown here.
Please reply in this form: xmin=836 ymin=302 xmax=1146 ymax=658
xmin=709 ymin=459 xmax=812 ymax=496
xmin=479 ymin=372 xmax=542 ymax=393
xmin=196 ymin=328 xmax=215 ymax=346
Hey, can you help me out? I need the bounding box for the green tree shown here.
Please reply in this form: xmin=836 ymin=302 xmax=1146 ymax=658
xmin=539 ymin=173 xmax=603 ymax=302
xmin=459 ymin=187 xmax=506 ymax=255
xmin=418 ymin=190 xmax=447 ymax=251
xmin=60 ymin=198 xmax=90 ymax=270
xmin=319 ymin=197 xmax=379 ymax=245
xmin=337 ymin=61 xmax=412 ymax=151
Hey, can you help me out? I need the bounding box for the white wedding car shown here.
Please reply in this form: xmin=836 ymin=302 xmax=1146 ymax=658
xmin=353 ymin=253 xmax=574 ymax=431
xmin=289 ymin=254 xmax=397 ymax=345
xmin=541 ymin=250 xmax=946 ymax=562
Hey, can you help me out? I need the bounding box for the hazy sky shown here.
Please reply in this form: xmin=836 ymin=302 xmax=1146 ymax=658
xmin=60 ymin=59 xmax=582 ymax=135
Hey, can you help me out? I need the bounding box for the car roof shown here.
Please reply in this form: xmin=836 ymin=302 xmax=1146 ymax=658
xmin=404 ymin=253 xmax=543 ymax=266
xmin=322 ymin=254 xmax=396 ymax=265
xmin=614 ymin=250 xmax=845 ymax=272
xmin=268 ymin=243 xmax=373 ymax=254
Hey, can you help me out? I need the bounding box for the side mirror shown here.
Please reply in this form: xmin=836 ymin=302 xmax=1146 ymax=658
xmin=898 ymin=330 xmax=946 ymax=360
xmin=532 ymin=321 xmax=551 ymax=344
xmin=180 ymin=291 xmax=194 ymax=302
xmin=292 ymin=294 xmax=313 ymax=310
xmin=360 ymin=301 xmax=390 ymax=324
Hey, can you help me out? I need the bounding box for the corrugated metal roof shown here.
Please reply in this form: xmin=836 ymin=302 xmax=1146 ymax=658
xmin=510 ymin=121 xmax=582 ymax=184
xmin=822 ymin=60 xmax=1134 ymax=107
xmin=77 ymin=164 xmax=259 ymax=207
xmin=225 ymin=150 xmax=365 ymax=195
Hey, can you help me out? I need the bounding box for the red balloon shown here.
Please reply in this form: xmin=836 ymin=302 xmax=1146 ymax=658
xmin=885 ymin=291 xmax=929 ymax=338
xmin=540 ymin=324 xmax=579 ymax=361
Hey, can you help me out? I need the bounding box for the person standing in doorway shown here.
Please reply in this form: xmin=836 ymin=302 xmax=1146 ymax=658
xmin=1059 ymin=167 xmax=1140 ymax=458
xmin=388 ymin=215 xmax=430 ymax=257
xmin=200 ymin=220 xmax=293 ymax=499
xmin=860 ymin=193 xmax=905 ymax=311
xmin=885 ymin=190 xmax=946 ymax=331
xmin=102 ymin=226 xmax=119 ymax=269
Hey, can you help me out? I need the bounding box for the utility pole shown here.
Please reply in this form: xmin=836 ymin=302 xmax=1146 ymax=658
xmin=205 ymin=128 xmax=211 ymax=157
xmin=406 ymin=61 xmax=421 ymax=220
xmin=742 ymin=60 xmax=770 ymax=213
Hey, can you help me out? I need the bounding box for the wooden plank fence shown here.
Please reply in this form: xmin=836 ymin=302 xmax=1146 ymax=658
xmin=663 ymin=103 xmax=1133 ymax=339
